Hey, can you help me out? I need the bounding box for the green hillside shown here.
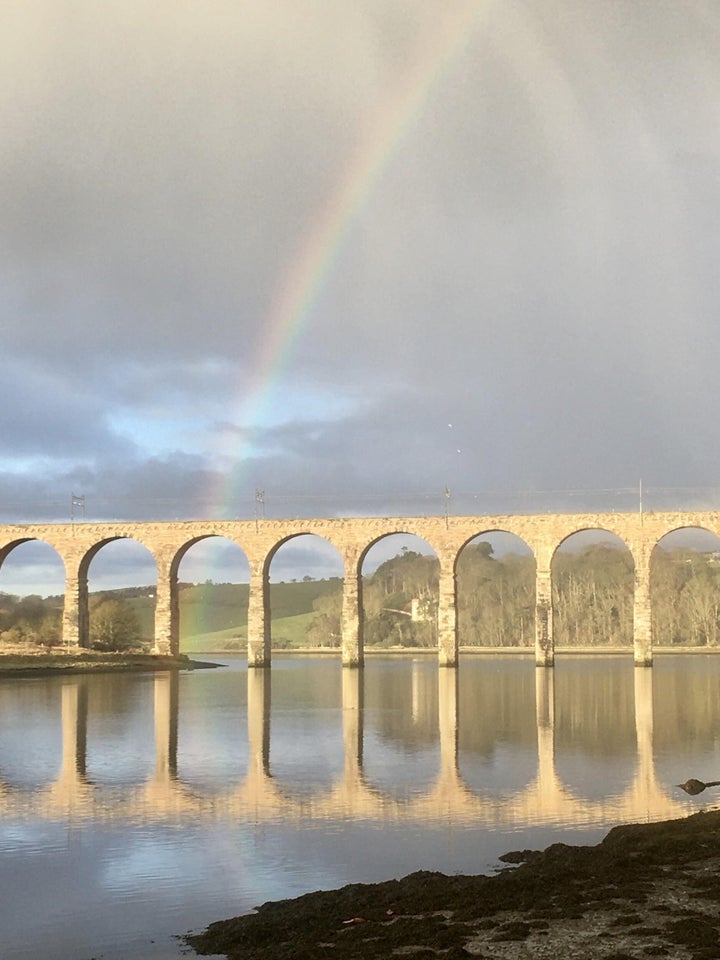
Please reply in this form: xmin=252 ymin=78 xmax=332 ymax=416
xmin=123 ymin=579 xmax=341 ymax=651
xmin=180 ymin=611 xmax=318 ymax=653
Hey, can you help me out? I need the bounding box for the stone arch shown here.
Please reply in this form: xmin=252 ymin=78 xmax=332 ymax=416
xmin=171 ymin=535 xmax=251 ymax=655
xmin=455 ymin=530 xmax=536 ymax=650
xmin=78 ymin=534 xmax=159 ymax=580
xmin=80 ymin=537 xmax=159 ymax=651
xmin=263 ymin=533 xmax=344 ymax=653
xmin=357 ymin=527 xmax=446 ymax=574
xmin=359 ymin=533 xmax=440 ymax=653
xmin=551 ymin=528 xmax=635 ymax=650
xmin=550 ymin=526 xmax=634 ymax=565
xmin=650 ymin=525 xmax=720 ymax=648
xmin=0 ymin=538 xmax=66 ymax=648
xmin=170 ymin=533 xmax=251 ymax=581
xmin=0 ymin=536 xmax=67 ymax=578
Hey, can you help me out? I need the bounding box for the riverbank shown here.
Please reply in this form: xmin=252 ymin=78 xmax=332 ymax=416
xmin=196 ymin=645 xmax=720 ymax=657
xmin=187 ymin=807 xmax=720 ymax=960
xmin=0 ymin=651 xmax=220 ymax=677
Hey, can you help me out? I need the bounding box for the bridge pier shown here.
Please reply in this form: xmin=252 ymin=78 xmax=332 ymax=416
xmin=633 ymin=553 xmax=653 ymax=666
xmin=437 ymin=566 xmax=458 ymax=666
xmin=341 ymin=556 xmax=363 ymax=667
xmin=62 ymin=572 xmax=88 ymax=650
xmin=247 ymin=561 xmax=271 ymax=667
xmin=534 ymin=566 xmax=554 ymax=666
xmin=153 ymin=562 xmax=176 ymax=656
xmin=61 ymin=576 xmax=81 ymax=649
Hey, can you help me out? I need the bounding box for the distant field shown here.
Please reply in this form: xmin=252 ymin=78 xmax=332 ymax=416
xmin=124 ymin=580 xmax=341 ymax=652
xmin=180 ymin=611 xmax=322 ymax=652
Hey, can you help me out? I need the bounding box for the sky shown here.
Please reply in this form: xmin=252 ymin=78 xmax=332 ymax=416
xmin=3 ymin=0 xmax=720 ymax=592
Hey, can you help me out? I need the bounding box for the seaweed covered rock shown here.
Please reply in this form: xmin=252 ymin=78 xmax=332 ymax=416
xmin=187 ymin=810 xmax=720 ymax=960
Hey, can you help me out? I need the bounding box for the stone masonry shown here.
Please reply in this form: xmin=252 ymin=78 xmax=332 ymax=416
xmin=1 ymin=510 xmax=718 ymax=667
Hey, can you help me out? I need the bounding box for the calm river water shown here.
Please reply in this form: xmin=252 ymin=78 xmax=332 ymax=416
xmin=0 ymin=654 xmax=718 ymax=959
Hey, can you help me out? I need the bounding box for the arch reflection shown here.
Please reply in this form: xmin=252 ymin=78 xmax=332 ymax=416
xmin=0 ymin=661 xmax=699 ymax=828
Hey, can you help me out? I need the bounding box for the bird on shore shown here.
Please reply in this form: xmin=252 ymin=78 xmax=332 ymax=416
xmin=677 ymin=778 xmax=720 ymax=795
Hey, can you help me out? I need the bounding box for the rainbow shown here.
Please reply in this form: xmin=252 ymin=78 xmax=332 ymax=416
xmin=216 ymin=0 xmax=495 ymax=512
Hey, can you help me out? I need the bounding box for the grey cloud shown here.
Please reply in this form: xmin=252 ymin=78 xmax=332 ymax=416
xmin=0 ymin=0 xmax=719 ymax=548
xmin=0 ymin=1 xmax=415 ymax=366
xmin=0 ymin=359 xmax=136 ymax=460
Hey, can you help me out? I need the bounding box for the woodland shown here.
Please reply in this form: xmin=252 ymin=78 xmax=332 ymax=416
xmin=307 ymin=542 xmax=720 ymax=649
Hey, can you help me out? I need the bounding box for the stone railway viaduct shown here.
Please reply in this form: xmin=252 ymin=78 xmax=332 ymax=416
xmin=2 ymin=510 xmax=719 ymax=666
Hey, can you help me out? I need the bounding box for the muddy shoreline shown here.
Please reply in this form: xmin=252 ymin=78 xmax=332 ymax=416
xmin=0 ymin=652 xmax=220 ymax=677
xmin=187 ymin=808 xmax=720 ymax=959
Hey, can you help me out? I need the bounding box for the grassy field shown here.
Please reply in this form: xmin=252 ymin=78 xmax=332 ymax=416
xmin=180 ymin=611 xmax=322 ymax=653
xmin=125 ymin=580 xmax=341 ymax=652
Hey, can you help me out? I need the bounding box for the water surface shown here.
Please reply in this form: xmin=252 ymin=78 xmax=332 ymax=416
xmin=0 ymin=654 xmax=717 ymax=959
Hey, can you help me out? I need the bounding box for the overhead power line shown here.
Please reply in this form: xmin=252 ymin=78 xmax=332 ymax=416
xmin=2 ymin=485 xmax=720 ymax=523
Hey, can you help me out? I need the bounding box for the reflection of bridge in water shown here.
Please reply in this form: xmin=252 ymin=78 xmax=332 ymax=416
xmin=0 ymin=667 xmax=689 ymax=828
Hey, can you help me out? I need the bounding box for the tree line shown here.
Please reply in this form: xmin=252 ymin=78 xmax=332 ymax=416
xmin=0 ymin=591 xmax=143 ymax=650
xmin=307 ymin=542 xmax=720 ymax=648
